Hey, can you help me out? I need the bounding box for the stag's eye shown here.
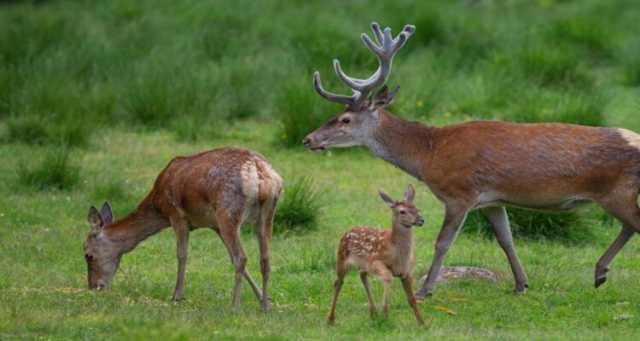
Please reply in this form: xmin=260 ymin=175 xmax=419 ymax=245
xmin=341 ymin=117 xmax=351 ymax=124
xmin=399 ymin=210 xmax=406 ymax=215
xmin=85 ymin=254 xmax=93 ymax=262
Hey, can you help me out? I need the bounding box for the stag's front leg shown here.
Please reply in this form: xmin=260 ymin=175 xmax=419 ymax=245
xmin=416 ymin=203 xmax=469 ymax=300
xmin=481 ymin=206 xmax=528 ymax=293
xmin=171 ymin=218 xmax=190 ymax=301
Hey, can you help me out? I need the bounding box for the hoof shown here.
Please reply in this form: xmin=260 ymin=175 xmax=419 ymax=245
xmin=261 ymin=300 xmax=272 ymax=313
xmin=327 ymin=316 xmax=336 ymax=326
xmin=415 ymin=288 xmax=432 ymax=301
xmin=514 ymin=283 xmax=529 ymax=294
xmin=171 ymin=295 xmax=184 ymax=302
xmin=595 ymin=276 xmax=607 ymax=288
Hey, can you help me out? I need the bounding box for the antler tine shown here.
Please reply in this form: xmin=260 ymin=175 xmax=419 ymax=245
xmin=371 ymin=22 xmax=384 ymax=46
xmin=313 ymin=71 xmax=360 ymax=106
xmin=313 ymin=22 xmax=414 ymax=109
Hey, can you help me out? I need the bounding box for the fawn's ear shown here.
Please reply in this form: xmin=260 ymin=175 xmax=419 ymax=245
xmin=379 ymin=190 xmax=395 ymax=207
xmin=404 ymin=184 xmax=415 ymax=203
xmin=88 ymin=206 xmax=104 ymax=231
xmin=100 ymin=201 xmax=114 ymax=225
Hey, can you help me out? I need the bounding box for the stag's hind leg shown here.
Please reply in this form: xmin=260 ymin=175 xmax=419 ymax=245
xmin=594 ymin=189 xmax=640 ymax=287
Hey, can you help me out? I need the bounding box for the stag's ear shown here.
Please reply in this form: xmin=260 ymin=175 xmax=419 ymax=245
xmin=379 ymin=190 xmax=395 ymax=207
xmin=404 ymin=184 xmax=415 ymax=203
xmin=100 ymin=202 xmax=113 ymax=225
xmin=88 ymin=206 xmax=104 ymax=231
xmin=372 ymin=85 xmax=400 ymax=108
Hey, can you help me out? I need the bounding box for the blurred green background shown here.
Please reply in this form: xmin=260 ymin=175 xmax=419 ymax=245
xmin=2 ymin=0 xmax=640 ymax=339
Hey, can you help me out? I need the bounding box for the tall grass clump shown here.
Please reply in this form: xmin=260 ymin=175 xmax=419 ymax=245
xmin=5 ymin=115 xmax=90 ymax=147
xmin=546 ymin=16 xmax=612 ymax=59
xmin=518 ymin=44 xmax=590 ymax=88
xmin=276 ymin=77 xmax=335 ymax=148
xmin=18 ymin=148 xmax=80 ymax=191
xmin=464 ymin=208 xmax=595 ymax=244
xmin=507 ymin=89 xmax=605 ymax=126
xmin=618 ymin=42 xmax=640 ymax=87
xmin=273 ymin=176 xmax=323 ymax=235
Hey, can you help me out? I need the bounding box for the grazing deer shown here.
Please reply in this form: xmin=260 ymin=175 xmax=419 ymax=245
xmin=327 ymin=185 xmax=425 ymax=325
xmin=303 ymin=22 xmax=640 ymax=299
xmin=83 ymin=148 xmax=282 ymax=311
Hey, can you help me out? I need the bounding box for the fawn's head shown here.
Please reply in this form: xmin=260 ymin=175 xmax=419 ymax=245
xmin=379 ymin=184 xmax=424 ymax=228
xmin=303 ymin=22 xmax=415 ymax=151
xmin=84 ymin=202 xmax=121 ymax=290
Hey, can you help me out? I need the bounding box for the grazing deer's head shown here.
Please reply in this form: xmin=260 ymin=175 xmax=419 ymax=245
xmin=84 ymin=202 xmax=121 ymax=290
xmin=379 ymin=184 xmax=424 ymax=228
xmin=303 ymin=22 xmax=415 ymax=151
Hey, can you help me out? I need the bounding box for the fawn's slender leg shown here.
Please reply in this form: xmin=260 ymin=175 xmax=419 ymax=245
xmin=401 ymin=276 xmax=424 ymax=325
xmin=360 ymin=272 xmax=377 ymax=318
xmin=171 ymin=217 xmax=190 ymax=301
xmin=416 ymin=203 xmax=470 ymax=299
xmin=371 ymin=261 xmax=393 ymax=318
xmin=481 ymin=206 xmax=528 ymax=293
xmin=327 ymin=262 xmax=347 ymax=325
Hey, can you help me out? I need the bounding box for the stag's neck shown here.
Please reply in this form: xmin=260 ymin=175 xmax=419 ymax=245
xmin=104 ymin=200 xmax=168 ymax=255
xmin=365 ymin=110 xmax=436 ymax=181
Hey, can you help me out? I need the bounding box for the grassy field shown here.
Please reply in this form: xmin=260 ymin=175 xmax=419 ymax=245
xmin=2 ymin=0 xmax=640 ymax=339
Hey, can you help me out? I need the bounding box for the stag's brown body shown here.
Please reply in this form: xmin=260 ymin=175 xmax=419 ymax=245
xmin=84 ymin=148 xmax=282 ymax=311
xmin=304 ymin=21 xmax=640 ymax=299
xmin=376 ymin=113 xmax=640 ymax=209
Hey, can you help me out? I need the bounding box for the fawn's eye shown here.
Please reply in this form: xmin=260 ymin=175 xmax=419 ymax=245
xmin=341 ymin=117 xmax=351 ymax=124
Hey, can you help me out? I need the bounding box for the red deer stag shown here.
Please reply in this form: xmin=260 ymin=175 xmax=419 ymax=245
xmin=83 ymin=148 xmax=282 ymax=311
xmin=327 ymin=185 xmax=425 ymax=325
xmin=303 ymin=22 xmax=640 ymax=299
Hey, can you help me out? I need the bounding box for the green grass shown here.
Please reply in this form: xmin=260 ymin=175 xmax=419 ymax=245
xmin=3 ymin=0 xmax=640 ymax=339
xmin=17 ymin=147 xmax=80 ymax=191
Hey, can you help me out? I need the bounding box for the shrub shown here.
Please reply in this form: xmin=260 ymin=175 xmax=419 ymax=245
xmin=18 ymin=148 xmax=80 ymax=191
xmin=273 ymin=176 xmax=323 ymax=235
xmin=463 ymin=207 xmax=596 ymax=244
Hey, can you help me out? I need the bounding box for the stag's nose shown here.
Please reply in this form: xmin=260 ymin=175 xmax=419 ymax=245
xmin=302 ymin=137 xmax=312 ymax=148
xmin=416 ymin=217 xmax=425 ymax=226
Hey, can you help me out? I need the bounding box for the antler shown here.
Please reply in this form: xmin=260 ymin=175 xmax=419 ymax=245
xmin=313 ymin=22 xmax=415 ymax=110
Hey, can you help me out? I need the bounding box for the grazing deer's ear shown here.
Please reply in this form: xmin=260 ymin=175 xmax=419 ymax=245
xmin=88 ymin=206 xmax=104 ymax=230
xmin=372 ymin=85 xmax=400 ymax=108
xmin=100 ymin=201 xmax=114 ymax=225
xmin=379 ymin=190 xmax=395 ymax=207
xmin=404 ymin=184 xmax=415 ymax=203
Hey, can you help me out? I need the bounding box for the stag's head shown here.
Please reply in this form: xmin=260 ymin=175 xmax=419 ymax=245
xmin=303 ymin=22 xmax=415 ymax=151
xmin=84 ymin=202 xmax=121 ymax=290
xmin=379 ymin=184 xmax=424 ymax=228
